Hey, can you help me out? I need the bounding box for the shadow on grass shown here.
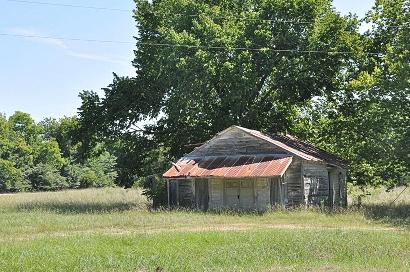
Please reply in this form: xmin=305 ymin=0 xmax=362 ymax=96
xmin=16 ymin=201 xmax=146 ymax=214
xmin=362 ymin=204 xmax=410 ymax=229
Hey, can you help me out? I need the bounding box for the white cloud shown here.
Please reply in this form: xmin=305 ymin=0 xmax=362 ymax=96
xmin=8 ymin=27 xmax=69 ymax=49
xmin=66 ymin=50 xmax=128 ymax=65
xmin=6 ymin=27 xmax=128 ymax=65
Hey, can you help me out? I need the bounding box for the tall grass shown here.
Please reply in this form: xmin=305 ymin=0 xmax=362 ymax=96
xmin=0 ymin=187 xmax=409 ymax=271
xmin=0 ymin=187 xmax=149 ymax=213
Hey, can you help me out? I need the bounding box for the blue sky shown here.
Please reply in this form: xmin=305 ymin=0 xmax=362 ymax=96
xmin=0 ymin=0 xmax=375 ymax=121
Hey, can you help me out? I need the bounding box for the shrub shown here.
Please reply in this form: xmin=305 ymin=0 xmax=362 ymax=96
xmin=25 ymin=164 xmax=68 ymax=191
xmin=138 ymin=175 xmax=168 ymax=208
xmin=66 ymin=151 xmax=117 ymax=189
xmin=0 ymin=159 xmax=28 ymax=192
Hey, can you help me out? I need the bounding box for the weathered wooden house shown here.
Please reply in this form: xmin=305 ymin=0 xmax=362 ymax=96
xmin=163 ymin=126 xmax=347 ymax=211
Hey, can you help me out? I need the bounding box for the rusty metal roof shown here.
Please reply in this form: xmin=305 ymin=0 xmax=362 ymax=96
xmin=163 ymin=156 xmax=293 ymax=179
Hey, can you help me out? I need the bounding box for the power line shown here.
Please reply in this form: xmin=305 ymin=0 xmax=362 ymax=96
xmin=0 ymin=33 xmax=134 ymax=44
xmin=5 ymin=0 xmax=131 ymax=12
xmin=0 ymin=32 xmax=385 ymax=56
xmin=180 ymin=14 xmax=311 ymax=24
xmin=5 ymin=0 xmax=410 ymax=29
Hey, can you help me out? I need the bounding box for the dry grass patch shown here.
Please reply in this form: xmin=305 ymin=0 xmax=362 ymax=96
xmin=0 ymin=187 xmax=409 ymax=271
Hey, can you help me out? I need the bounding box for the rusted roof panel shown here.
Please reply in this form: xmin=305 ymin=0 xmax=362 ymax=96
xmin=163 ymin=156 xmax=292 ymax=179
xmin=210 ymin=156 xmax=238 ymax=177
xmin=236 ymin=156 xmax=263 ymax=177
xmin=224 ymin=156 xmax=252 ymax=177
xmin=188 ymin=157 xmax=215 ymax=177
xmin=200 ymin=156 xmax=227 ymax=176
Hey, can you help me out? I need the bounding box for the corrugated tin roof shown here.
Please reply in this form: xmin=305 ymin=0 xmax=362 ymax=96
xmin=163 ymin=156 xmax=293 ymax=179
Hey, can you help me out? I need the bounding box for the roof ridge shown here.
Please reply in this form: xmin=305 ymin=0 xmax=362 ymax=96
xmin=234 ymin=126 xmax=347 ymax=167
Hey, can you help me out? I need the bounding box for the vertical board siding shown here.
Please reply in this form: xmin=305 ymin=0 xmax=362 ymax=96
xmin=169 ymin=180 xmax=178 ymax=207
xmin=207 ymin=178 xmax=270 ymax=211
xmin=256 ymin=178 xmax=270 ymax=210
xmin=170 ymin=165 xmax=345 ymax=209
xmin=240 ymin=180 xmax=255 ymax=210
xmin=303 ymin=163 xmax=330 ymax=205
xmin=209 ymin=179 xmax=224 ymax=209
xmin=270 ymin=177 xmax=283 ymax=206
xmin=329 ymin=169 xmax=340 ymax=207
xmin=340 ymin=170 xmax=348 ymax=207
xmin=177 ymin=179 xmax=195 ymax=207
xmin=285 ymin=159 xmax=303 ymax=206
xmin=195 ymin=179 xmax=209 ymax=210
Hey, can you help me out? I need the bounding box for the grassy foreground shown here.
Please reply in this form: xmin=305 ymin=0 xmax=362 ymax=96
xmin=0 ymin=188 xmax=409 ymax=271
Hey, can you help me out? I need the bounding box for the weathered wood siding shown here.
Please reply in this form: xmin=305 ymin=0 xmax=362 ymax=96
xmin=327 ymin=168 xmax=348 ymax=207
xmin=285 ymin=159 xmax=303 ymax=206
xmin=255 ymin=178 xmax=270 ymax=210
xmin=302 ymin=162 xmax=330 ymax=205
xmin=177 ymin=179 xmax=194 ymax=207
xmin=206 ymin=178 xmax=272 ymax=211
xmin=209 ymin=179 xmax=224 ymax=209
xmin=189 ymin=127 xmax=290 ymax=157
xmin=339 ymin=170 xmax=347 ymax=207
xmin=195 ymin=179 xmax=209 ymax=210
xmin=329 ymin=168 xmax=339 ymax=206
xmin=168 ymin=168 xmax=346 ymax=209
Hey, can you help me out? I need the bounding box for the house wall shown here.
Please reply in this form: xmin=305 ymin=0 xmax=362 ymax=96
xmin=302 ymin=162 xmax=330 ymax=205
xmin=168 ymin=167 xmax=347 ymax=209
xmin=284 ymin=158 xmax=303 ymax=206
xmin=255 ymin=178 xmax=271 ymax=210
xmin=329 ymin=169 xmax=339 ymax=206
xmin=333 ymin=169 xmax=347 ymax=207
xmin=204 ymin=178 xmax=272 ymax=211
xmin=301 ymin=162 xmax=347 ymax=207
xmin=167 ymin=179 xmax=195 ymax=208
xmin=209 ymin=179 xmax=224 ymax=209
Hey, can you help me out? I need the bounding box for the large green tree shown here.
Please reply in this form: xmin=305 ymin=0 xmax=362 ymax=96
xmin=133 ymin=0 xmax=363 ymax=157
xmin=76 ymin=0 xmax=408 ymax=189
xmin=77 ymin=0 xmax=364 ymax=186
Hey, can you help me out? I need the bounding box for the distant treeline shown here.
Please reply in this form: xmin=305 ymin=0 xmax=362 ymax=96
xmin=0 ymin=112 xmax=117 ymax=193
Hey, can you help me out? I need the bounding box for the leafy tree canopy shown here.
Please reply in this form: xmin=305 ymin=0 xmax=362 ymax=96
xmin=76 ymin=0 xmax=409 ymax=189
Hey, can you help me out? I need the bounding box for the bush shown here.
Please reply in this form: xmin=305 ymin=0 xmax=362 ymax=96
xmin=66 ymin=152 xmax=117 ymax=189
xmin=25 ymin=164 xmax=68 ymax=191
xmin=0 ymin=159 xmax=28 ymax=192
xmin=138 ymin=175 xmax=168 ymax=208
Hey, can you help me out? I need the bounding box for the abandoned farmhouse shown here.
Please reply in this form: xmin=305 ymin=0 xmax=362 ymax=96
xmin=163 ymin=126 xmax=348 ymax=210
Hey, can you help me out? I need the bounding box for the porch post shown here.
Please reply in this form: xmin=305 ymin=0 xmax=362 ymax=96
xmin=176 ymin=180 xmax=180 ymax=206
xmin=167 ymin=180 xmax=170 ymax=208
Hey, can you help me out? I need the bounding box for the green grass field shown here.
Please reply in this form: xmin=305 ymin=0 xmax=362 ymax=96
xmin=0 ymin=188 xmax=409 ymax=271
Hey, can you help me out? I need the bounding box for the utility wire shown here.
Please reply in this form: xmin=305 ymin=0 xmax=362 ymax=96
xmin=0 ymin=33 xmax=134 ymax=44
xmin=0 ymin=32 xmax=385 ymax=56
xmin=5 ymin=0 xmax=131 ymax=12
xmin=5 ymin=0 xmax=410 ymax=28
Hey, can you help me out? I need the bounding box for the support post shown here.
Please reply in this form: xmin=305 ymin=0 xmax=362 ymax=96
xmin=167 ymin=180 xmax=170 ymax=208
xmin=176 ymin=180 xmax=180 ymax=207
